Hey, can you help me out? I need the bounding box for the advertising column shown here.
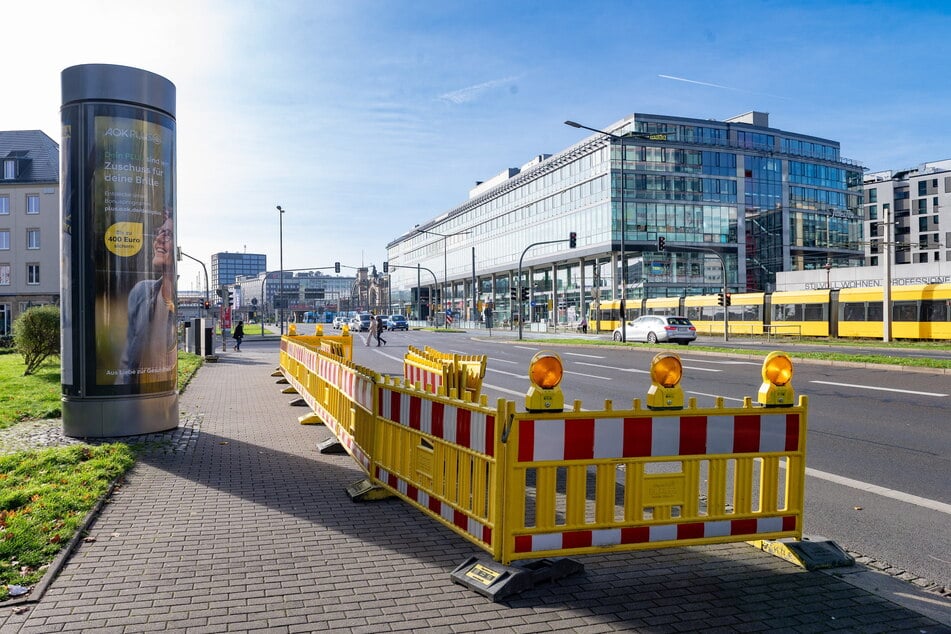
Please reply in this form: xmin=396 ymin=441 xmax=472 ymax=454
xmin=61 ymin=64 xmax=178 ymax=437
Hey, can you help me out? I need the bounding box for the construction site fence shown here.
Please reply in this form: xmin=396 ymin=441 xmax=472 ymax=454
xmin=279 ymin=334 xmax=807 ymax=565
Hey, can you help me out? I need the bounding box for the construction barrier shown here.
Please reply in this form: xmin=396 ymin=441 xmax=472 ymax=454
xmin=279 ymin=338 xmax=807 ymax=567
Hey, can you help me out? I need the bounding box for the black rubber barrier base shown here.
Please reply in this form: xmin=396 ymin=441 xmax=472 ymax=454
xmin=317 ymin=438 xmax=345 ymax=454
xmin=450 ymin=556 xmax=584 ymax=602
xmin=345 ymin=478 xmax=394 ymax=501
xmin=289 ymin=398 xmax=307 ymax=406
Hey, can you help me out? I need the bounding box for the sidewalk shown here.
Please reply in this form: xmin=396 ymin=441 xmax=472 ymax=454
xmin=2 ymin=336 xmax=950 ymax=633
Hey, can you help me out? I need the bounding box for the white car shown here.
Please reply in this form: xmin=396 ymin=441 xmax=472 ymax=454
xmin=331 ymin=316 xmax=347 ymax=330
xmin=614 ymin=315 xmax=697 ymax=345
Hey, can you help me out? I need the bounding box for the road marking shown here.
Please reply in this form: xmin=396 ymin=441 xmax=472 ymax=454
xmin=564 ymin=352 xmax=605 ymax=359
xmin=687 ymin=391 xmax=747 ymax=403
xmin=810 ymin=380 xmax=947 ymax=397
xmin=565 ymin=370 xmax=612 ymax=380
xmin=576 ymin=362 xmax=649 ymax=375
xmin=487 ymin=367 xmax=526 ymax=378
xmin=805 ymin=467 xmax=951 ymax=515
xmin=683 ymin=358 xmax=761 ymax=366
xmin=482 ymin=382 xmax=527 ymax=398
xmin=492 ymin=358 xmax=519 ymax=364
xmin=513 ymin=346 xmax=538 ymax=351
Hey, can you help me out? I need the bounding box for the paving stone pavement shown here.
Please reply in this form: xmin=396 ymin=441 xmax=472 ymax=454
xmin=2 ymin=336 xmax=950 ymax=633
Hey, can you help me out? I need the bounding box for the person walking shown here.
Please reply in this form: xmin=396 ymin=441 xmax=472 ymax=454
xmin=233 ymin=320 xmax=245 ymax=351
xmin=375 ymin=315 xmax=387 ymax=346
xmin=365 ymin=313 xmax=377 ymax=346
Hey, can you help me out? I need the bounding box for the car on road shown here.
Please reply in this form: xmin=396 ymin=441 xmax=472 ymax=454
xmin=385 ymin=315 xmax=408 ymax=331
xmin=332 ymin=316 xmax=347 ymax=330
xmin=349 ymin=314 xmax=372 ymax=332
xmin=613 ymin=315 xmax=697 ymax=345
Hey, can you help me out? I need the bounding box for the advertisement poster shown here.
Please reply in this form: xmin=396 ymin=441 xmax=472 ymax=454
xmin=92 ymin=115 xmax=176 ymax=389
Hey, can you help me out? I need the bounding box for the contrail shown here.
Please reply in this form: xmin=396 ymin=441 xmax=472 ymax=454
xmin=658 ymin=74 xmax=788 ymax=100
xmin=438 ymin=76 xmax=520 ymax=105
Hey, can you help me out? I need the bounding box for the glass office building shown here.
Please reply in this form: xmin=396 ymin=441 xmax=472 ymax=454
xmin=211 ymin=251 xmax=266 ymax=288
xmin=385 ymin=111 xmax=865 ymax=324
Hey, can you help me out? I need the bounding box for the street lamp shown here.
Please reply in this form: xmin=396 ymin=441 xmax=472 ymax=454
xmin=565 ymin=120 xmax=634 ymax=342
xmin=414 ymin=225 xmax=470 ymax=328
xmin=276 ymin=205 xmax=285 ymax=335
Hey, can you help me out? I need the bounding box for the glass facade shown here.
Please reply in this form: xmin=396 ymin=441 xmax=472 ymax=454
xmin=386 ymin=111 xmax=865 ymax=324
xmin=212 ymin=252 xmax=266 ymax=288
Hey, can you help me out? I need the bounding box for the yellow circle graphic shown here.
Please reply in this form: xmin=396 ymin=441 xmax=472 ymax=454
xmin=104 ymin=222 xmax=144 ymax=257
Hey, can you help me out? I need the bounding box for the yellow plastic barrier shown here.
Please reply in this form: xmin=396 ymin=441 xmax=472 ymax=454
xmin=279 ymin=342 xmax=808 ymax=568
xmin=499 ymin=396 xmax=806 ymax=564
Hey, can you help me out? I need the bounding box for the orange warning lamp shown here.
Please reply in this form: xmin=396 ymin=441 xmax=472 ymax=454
xmin=315 ymin=324 xmax=324 ymax=336
xmin=525 ymin=351 xmax=565 ymax=412
xmin=646 ymin=352 xmax=684 ymax=410
xmin=758 ymin=351 xmax=794 ymax=407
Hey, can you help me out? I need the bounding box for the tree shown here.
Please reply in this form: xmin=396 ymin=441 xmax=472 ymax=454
xmin=13 ymin=306 xmax=61 ymax=375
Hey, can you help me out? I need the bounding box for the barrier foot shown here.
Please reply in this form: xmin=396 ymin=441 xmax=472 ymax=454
xmin=204 ymin=355 xmax=219 ymax=363
xmin=317 ymin=438 xmax=346 ymax=454
xmin=275 ymin=377 xmax=289 ymax=385
xmin=271 ymin=370 xmax=283 ymax=377
xmin=450 ymin=556 xmax=584 ymax=602
xmin=289 ymin=398 xmax=308 ymax=407
xmin=346 ymin=478 xmax=393 ymax=501
xmin=281 ymin=386 xmax=298 ymax=394
xmin=748 ymin=536 xmax=854 ymax=570
xmin=298 ymin=412 xmax=324 ymax=425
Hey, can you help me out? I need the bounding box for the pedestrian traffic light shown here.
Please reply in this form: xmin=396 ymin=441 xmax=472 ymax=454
xmin=569 ymin=232 xmax=577 ymax=248
xmin=510 ymin=288 xmax=517 ymax=300
xmin=521 ymin=288 xmax=530 ymax=301
xmin=725 ymin=293 xmax=732 ymax=306
xmin=717 ymin=292 xmax=724 ymax=306
xmin=334 ymin=262 xmax=340 ymax=273
xmin=383 ymin=261 xmax=388 ymax=273
xmin=658 ymin=236 xmax=666 ymax=251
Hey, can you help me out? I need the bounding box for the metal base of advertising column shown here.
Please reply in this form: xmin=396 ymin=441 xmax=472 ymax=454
xmin=60 ymin=63 xmax=179 ymax=437
xmin=62 ymin=393 xmax=178 ymax=438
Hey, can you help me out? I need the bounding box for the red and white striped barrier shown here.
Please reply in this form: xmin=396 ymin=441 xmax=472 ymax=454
xmin=378 ymin=387 xmax=495 ymax=457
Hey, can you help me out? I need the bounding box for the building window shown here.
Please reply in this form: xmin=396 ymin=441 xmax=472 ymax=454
xmin=0 ymin=195 xmax=9 ymax=215
xmin=867 ymin=204 xmax=877 ymax=220
xmin=27 ymin=229 xmax=40 ymax=249
xmin=27 ymin=263 xmax=40 ymax=285
xmin=867 ymin=188 xmax=877 ymax=203
xmin=3 ymin=160 xmax=15 ymax=180
xmin=918 ymin=181 xmax=927 ymax=196
xmin=0 ymin=264 xmax=10 ymax=285
xmin=26 ymin=194 xmax=40 ymax=214
xmin=0 ymin=230 xmax=8 ymax=250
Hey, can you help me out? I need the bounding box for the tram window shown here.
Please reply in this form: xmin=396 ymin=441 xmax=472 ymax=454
xmin=841 ymin=302 xmax=865 ymax=321
xmin=686 ymin=306 xmax=702 ymax=321
xmin=921 ymin=300 xmax=949 ymax=322
xmin=775 ymin=304 xmax=800 ymax=321
xmin=893 ymin=302 xmax=917 ymax=322
xmin=867 ymin=302 xmax=883 ymax=321
xmin=803 ymin=303 xmax=826 ymax=321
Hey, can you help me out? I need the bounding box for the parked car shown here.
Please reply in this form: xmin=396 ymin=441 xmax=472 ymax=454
xmin=332 ymin=316 xmax=347 ymax=330
xmin=613 ymin=315 xmax=697 ymax=345
xmin=349 ymin=314 xmax=372 ymax=332
xmin=385 ymin=314 xmax=408 ymax=331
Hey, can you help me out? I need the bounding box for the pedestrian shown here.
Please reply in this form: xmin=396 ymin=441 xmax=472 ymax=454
xmin=233 ymin=320 xmax=244 ymax=351
xmin=375 ymin=315 xmax=387 ymax=346
xmin=580 ymin=317 xmax=588 ymax=334
xmin=365 ymin=313 xmax=377 ymax=346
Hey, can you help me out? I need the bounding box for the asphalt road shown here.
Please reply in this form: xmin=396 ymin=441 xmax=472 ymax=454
xmin=337 ymin=325 xmax=950 ymax=592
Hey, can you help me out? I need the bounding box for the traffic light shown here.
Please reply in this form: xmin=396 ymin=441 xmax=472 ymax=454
xmin=521 ymin=288 xmax=530 ymax=301
xmin=658 ymin=236 xmax=666 ymax=251
xmin=383 ymin=261 xmax=389 ymax=273
xmin=717 ymin=292 xmax=724 ymax=306
xmin=334 ymin=262 xmax=341 ymax=273
xmin=227 ymin=290 xmax=234 ymax=306
xmin=203 ymin=300 xmax=211 ymax=310
xmin=510 ymin=289 xmax=518 ymax=300
xmin=724 ymin=293 xmax=732 ymax=306
xmin=569 ymin=232 xmax=577 ymax=248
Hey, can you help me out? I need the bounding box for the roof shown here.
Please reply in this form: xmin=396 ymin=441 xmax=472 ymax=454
xmin=0 ymin=130 xmax=60 ymax=183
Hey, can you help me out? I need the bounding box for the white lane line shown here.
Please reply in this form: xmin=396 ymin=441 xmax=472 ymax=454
xmin=805 ymin=467 xmax=951 ymax=515
xmin=513 ymin=346 xmax=539 ymax=351
xmin=684 ymin=358 xmax=761 ymax=366
xmin=487 ymin=367 xmax=526 ymax=378
xmin=565 ymin=371 xmax=612 ymax=380
xmin=576 ymin=362 xmax=649 ymax=375
xmin=564 ymin=352 xmax=606 ymax=359
xmin=481 ymin=382 xmax=527 ymax=398
xmin=492 ymin=358 xmax=519 ymax=364
xmin=810 ymin=380 xmax=947 ymax=397
xmin=687 ymin=391 xmax=747 ymax=403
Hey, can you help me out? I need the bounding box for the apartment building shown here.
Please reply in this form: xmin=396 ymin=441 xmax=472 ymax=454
xmin=0 ymin=130 xmax=60 ymax=335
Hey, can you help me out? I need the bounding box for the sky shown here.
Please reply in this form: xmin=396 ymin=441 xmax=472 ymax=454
xmin=6 ymin=0 xmax=951 ymax=292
